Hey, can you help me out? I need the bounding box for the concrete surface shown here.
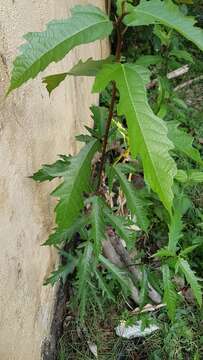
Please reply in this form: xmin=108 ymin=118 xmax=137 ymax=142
xmin=0 ymin=1 xmax=108 ymax=359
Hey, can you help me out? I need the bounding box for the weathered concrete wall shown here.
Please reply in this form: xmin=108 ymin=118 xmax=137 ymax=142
xmin=0 ymin=1 xmax=108 ymax=359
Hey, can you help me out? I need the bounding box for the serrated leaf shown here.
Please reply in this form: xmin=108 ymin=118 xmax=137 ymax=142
xmin=180 ymin=245 xmax=199 ymax=257
xmin=43 ymin=216 xmax=86 ymax=246
xmin=43 ymin=56 xmax=114 ymax=94
xmin=94 ymin=269 xmax=115 ymax=302
xmin=78 ymin=242 xmax=93 ymax=321
xmin=162 ymin=264 xmax=177 ymax=320
xmin=113 ymin=164 xmax=149 ymax=231
xmin=178 ymin=258 xmax=202 ymax=306
xmin=89 ymin=196 xmax=106 ymax=258
xmin=52 ymin=139 xmax=99 ymax=229
xmin=103 ymin=207 xmax=136 ymax=247
xmin=99 ymin=254 xmax=131 ymax=296
xmin=8 ymin=5 xmax=113 ymax=93
xmin=153 ymin=247 xmax=175 ymax=258
xmin=168 ymin=209 xmax=183 ymax=254
xmin=32 ymin=155 xmax=70 ymax=182
xmin=139 ymin=268 xmax=148 ymax=308
xmin=44 ymin=255 xmax=76 ymax=286
xmin=75 ymin=134 xmax=92 ymax=144
xmin=153 ymin=24 xmax=171 ymax=46
xmin=125 ymin=0 xmax=203 ymax=52
xmin=93 ymin=63 xmax=176 ymax=213
xmin=167 ymin=121 xmax=202 ymax=165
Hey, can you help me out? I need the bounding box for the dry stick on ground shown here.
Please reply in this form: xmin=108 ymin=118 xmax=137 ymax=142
xmin=109 ymin=234 xmax=162 ymax=304
xmin=174 ymin=75 xmax=203 ymax=91
xmin=102 ymin=239 xmax=140 ymax=304
xmin=147 ymin=64 xmax=190 ymax=89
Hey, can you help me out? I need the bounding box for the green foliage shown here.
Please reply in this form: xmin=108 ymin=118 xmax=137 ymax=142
xmin=7 ymin=0 xmax=203 ymax=327
xmin=32 ymin=155 xmax=70 ymax=182
xmin=99 ymin=254 xmax=131 ymax=296
xmin=43 ymin=56 xmax=114 ymax=94
xmin=167 ymin=121 xmax=203 ymax=165
xmin=176 ymin=169 xmax=203 ymax=185
xmin=168 ymin=208 xmax=183 ymax=254
xmin=52 ymin=139 xmax=99 ymax=229
xmin=162 ymin=264 xmax=177 ymax=320
xmin=103 ymin=208 xmax=135 ymax=248
xmin=89 ymin=196 xmax=106 ymax=258
xmin=7 ymin=5 xmax=112 ymax=93
xmin=44 ymin=254 xmax=76 ymax=286
xmin=125 ymin=0 xmax=203 ymax=51
xmin=178 ymin=258 xmax=202 ymax=307
xmin=77 ymin=242 xmax=93 ymax=321
xmin=94 ymin=63 xmax=177 ymax=213
xmin=113 ymin=164 xmax=149 ymax=231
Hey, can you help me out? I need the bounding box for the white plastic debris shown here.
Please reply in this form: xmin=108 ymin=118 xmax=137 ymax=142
xmin=115 ymin=320 xmax=159 ymax=339
xmin=87 ymin=341 xmax=98 ymax=358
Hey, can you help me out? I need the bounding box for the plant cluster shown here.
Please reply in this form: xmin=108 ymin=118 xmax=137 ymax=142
xmin=8 ymin=0 xmax=203 ymax=323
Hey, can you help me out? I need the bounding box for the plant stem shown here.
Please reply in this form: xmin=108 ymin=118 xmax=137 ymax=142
xmin=97 ymin=4 xmax=126 ymax=191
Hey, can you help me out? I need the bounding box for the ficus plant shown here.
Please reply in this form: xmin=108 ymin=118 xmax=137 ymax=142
xmin=8 ymin=0 xmax=203 ymax=321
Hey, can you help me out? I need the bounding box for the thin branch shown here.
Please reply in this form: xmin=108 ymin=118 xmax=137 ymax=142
xmin=105 ymin=0 xmax=111 ymax=16
xmin=97 ymin=83 xmax=117 ymax=190
xmin=174 ymin=75 xmax=203 ymax=91
xmin=97 ymin=4 xmax=126 ymax=191
xmin=147 ymin=64 xmax=190 ymax=89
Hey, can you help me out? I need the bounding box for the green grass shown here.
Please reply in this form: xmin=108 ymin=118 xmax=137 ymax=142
xmin=58 ymin=301 xmax=203 ymax=359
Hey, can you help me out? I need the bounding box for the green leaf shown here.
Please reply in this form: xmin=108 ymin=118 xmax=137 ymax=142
xmin=32 ymin=155 xmax=70 ymax=182
xmin=99 ymin=254 xmax=131 ymax=296
xmin=135 ymin=55 xmax=162 ymax=67
xmin=178 ymin=258 xmax=202 ymax=306
xmin=44 ymin=254 xmax=76 ymax=286
xmin=162 ymin=264 xmax=177 ymax=320
xmin=94 ymin=269 xmax=115 ymax=302
xmin=153 ymin=24 xmax=171 ymax=46
xmin=175 ymin=169 xmax=188 ymax=183
xmin=89 ymin=196 xmax=106 ymax=258
xmin=103 ymin=207 xmax=135 ymax=247
xmin=167 ymin=121 xmax=203 ymax=165
xmin=91 ymin=105 xmax=108 ymax=138
xmin=8 ymin=5 xmax=113 ymax=93
xmin=125 ymin=0 xmax=203 ymax=52
xmin=43 ymin=216 xmax=86 ymax=246
xmin=168 ymin=209 xmax=183 ymax=254
xmin=113 ymin=165 xmax=149 ymax=231
xmin=52 ymin=139 xmax=99 ymax=229
xmin=170 ymin=49 xmax=194 ymax=63
xmin=93 ymin=63 xmax=176 ymax=213
xmin=75 ymin=134 xmax=92 ymax=144
xmin=188 ymin=170 xmax=203 ymax=183
xmin=78 ymin=242 xmax=93 ymax=321
xmin=139 ymin=268 xmax=148 ymax=308
xmin=175 ymin=170 xmax=203 ymax=184
xmin=180 ymin=245 xmax=199 ymax=257
xmin=153 ymin=247 xmax=175 ymax=258
xmin=43 ymin=56 xmax=114 ymax=94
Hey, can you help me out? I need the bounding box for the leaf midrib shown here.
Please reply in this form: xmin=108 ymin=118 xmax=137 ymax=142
xmin=12 ymin=18 xmax=110 ymax=88
xmin=128 ymin=4 xmax=203 ymax=50
xmin=121 ymin=64 xmax=165 ymax=199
